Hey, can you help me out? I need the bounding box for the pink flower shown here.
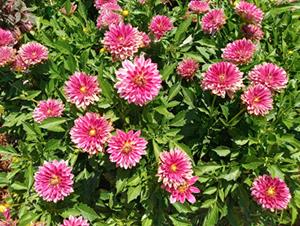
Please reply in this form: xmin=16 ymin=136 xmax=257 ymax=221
xmin=248 ymin=63 xmax=288 ymax=91
xmin=235 ymin=1 xmax=264 ymax=24
xmin=177 ymin=58 xmax=199 ymax=79
xmin=61 ymin=216 xmax=89 ymax=226
xmin=0 ymin=28 xmax=15 ymax=46
xmin=107 ymin=130 xmax=148 ymax=169
xmin=115 ymin=55 xmax=162 ymax=106
xmin=188 ymin=0 xmax=210 ymax=14
xmin=201 ymin=62 xmax=244 ymax=98
xmin=201 ymin=9 xmax=226 ymax=34
xmin=11 ymin=55 xmax=28 ymax=72
xmin=222 ymin=39 xmax=256 ymax=65
xmin=242 ymin=24 xmax=264 ymax=42
xmin=0 ymin=46 xmax=15 ymax=67
xmin=241 ymin=84 xmax=273 ymax=116
xmin=94 ymin=0 xmax=117 ymax=10
xmin=34 ymin=160 xmax=74 ymax=203
xmin=102 ymin=23 xmax=142 ymax=60
xmin=33 ymin=99 xmax=64 ymax=123
xmin=149 ymin=15 xmax=173 ymax=40
xmin=70 ymin=112 xmax=113 ymax=155
xmin=157 ymin=149 xmax=193 ymax=189
xmin=251 ymin=175 xmax=291 ymax=211
xmin=165 ymin=176 xmax=200 ymax=204
xmin=96 ymin=3 xmax=122 ymax=29
xmin=64 ymin=72 xmax=101 ymax=109
xmin=138 ymin=31 xmax=151 ymax=48
xmin=19 ymin=42 xmax=48 ymax=65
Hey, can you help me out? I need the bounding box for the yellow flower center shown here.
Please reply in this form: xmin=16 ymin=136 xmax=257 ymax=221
xmin=50 ymin=175 xmax=61 ymax=186
xmin=46 ymin=109 xmax=52 ymax=115
xmin=122 ymin=10 xmax=129 ymax=17
xmin=170 ymin=164 xmax=177 ymax=172
xmin=253 ymin=97 xmax=260 ymax=103
xmin=122 ymin=141 xmax=133 ymax=153
xmin=178 ymin=182 xmax=188 ymax=193
xmin=266 ymin=186 xmax=276 ymax=197
xmin=32 ymin=51 xmax=37 ymax=57
xmin=219 ymin=74 xmax=225 ymax=82
xmin=0 ymin=203 xmax=10 ymax=213
xmin=80 ymin=86 xmax=87 ymax=93
xmin=89 ymin=128 xmax=97 ymax=137
xmin=133 ymin=74 xmax=146 ymax=87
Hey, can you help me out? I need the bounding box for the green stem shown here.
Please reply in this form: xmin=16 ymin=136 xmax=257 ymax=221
xmin=228 ymin=108 xmax=246 ymax=125
xmin=210 ymin=95 xmax=217 ymax=115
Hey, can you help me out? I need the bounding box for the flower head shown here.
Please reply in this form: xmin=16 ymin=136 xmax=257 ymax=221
xmin=242 ymin=24 xmax=264 ymax=42
xmin=33 ymin=99 xmax=64 ymax=123
xmin=188 ymin=0 xmax=210 ymax=14
xmin=94 ymin=0 xmax=117 ymax=10
xmin=0 ymin=46 xmax=15 ymax=67
xmin=64 ymin=72 xmax=101 ymax=109
xmin=107 ymin=130 xmax=148 ymax=169
xmin=222 ymin=39 xmax=256 ymax=65
xmin=177 ymin=58 xmax=199 ymax=79
xmin=11 ymin=55 xmax=28 ymax=72
xmin=19 ymin=42 xmax=48 ymax=65
xmin=61 ymin=216 xmax=89 ymax=226
xmin=0 ymin=28 xmax=15 ymax=46
xmin=157 ymin=149 xmax=193 ymax=188
xmin=149 ymin=15 xmax=173 ymax=40
xmin=241 ymin=84 xmax=273 ymax=116
xmin=248 ymin=63 xmax=288 ymax=91
xmin=165 ymin=176 xmax=200 ymax=204
xmin=201 ymin=62 xmax=244 ymax=98
xmin=235 ymin=1 xmax=264 ymax=24
xmin=115 ymin=55 xmax=162 ymax=106
xmin=251 ymin=175 xmax=291 ymax=211
xmin=201 ymin=9 xmax=226 ymax=34
xmin=96 ymin=3 xmax=122 ymax=29
xmin=70 ymin=113 xmax=113 ymax=155
xmin=34 ymin=160 xmax=74 ymax=203
xmin=138 ymin=31 xmax=151 ymax=48
xmin=103 ymin=23 xmax=142 ymax=60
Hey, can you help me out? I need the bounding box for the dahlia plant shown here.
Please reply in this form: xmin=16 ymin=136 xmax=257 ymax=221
xmin=0 ymin=0 xmax=300 ymax=225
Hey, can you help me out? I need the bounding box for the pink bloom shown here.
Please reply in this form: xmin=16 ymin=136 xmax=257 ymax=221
xmin=33 ymin=99 xmax=64 ymax=123
xmin=0 ymin=28 xmax=15 ymax=46
xmin=251 ymin=175 xmax=291 ymax=211
xmin=70 ymin=112 xmax=113 ymax=155
xmin=107 ymin=130 xmax=148 ymax=169
xmin=248 ymin=63 xmax=288 ymax=91
xmin=242 ymin=24 xmax=264 ymax=42
xmin=0 ymin=46 xmax=15 ymax=67
xmin=235 ymin=1 xmax=264 ymax=24
xmin=19 ymin=42 xmax=48 ymax=65
xmin=157 ymin=149 xmax=193 ymax=188
xmin=177 ymin=58 xmax=199 ymax=79
xmin=138 ymin=31 xmax=151 ymax=48
xmin=188 ymin=0 xmax=210 ymax=14
xmin=222 ymin=38 xmax=256 ymax=65
xmin=241 ymin=84 xmax=273 ymax=116
xmin=11 ymin=55 xmax=28 ymax=72
xmin=201 ymin=9 xmax=226 ymax=34
xmin=115 ymin=55 xmax=162 ymax=106
xmin=149 ymin=15 xmax=173 ymax=40
xmin=94 ymin=0 xmax=117 ymax=10
xmin=201 ymin=62 xmax=244 ymax=98
xmin=34 ymin=160 xmax=74 ymax=203
xmin=61 ymin=216 xmax=89 ymax=226
xmin=96 ymin=3 xmax=122 ymax=29
xmin=102 ymin=23 xmax=142 ymax=60
xmin=165 ymin=176 xmax=200 ymax=204
xmin=64 ymin=72 xmax=101 ymax=109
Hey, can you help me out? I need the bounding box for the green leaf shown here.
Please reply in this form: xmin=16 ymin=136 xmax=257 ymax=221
xmin=154 ymin=106 xmax=175 ymax=119
xmin=175 ymin=17 xmax=192 ymax=43
xmin=267 ymin=165 xmax=285 ymax=179
xmin=168 ymin=82 xmax=181 ymax=101
xmin=39 ymin=117 xmax=67 ymax=132
xmin=221 ymin=167 xmax=240 ymax=181
xmin=161 ymin=63 xmax=177 ymax=81
xmin=203 ymin=187 xmax=217 ymax=195
xmin=212 ymin=146 xmax=231 ymax=157
xmin=76 ymin=203 xmax=99 ymax=221
xmin=127 ymin=185 xmax=141 ymax=203
xmin=203 ymin=205 xmax=219 ymax=226
xmin=64 ymin=55 xmax=77 ymax=73
xmin=152 ymin=140 xmax=161 ymax=163
xmin=169 ymin=216 xmax=191 ymax=226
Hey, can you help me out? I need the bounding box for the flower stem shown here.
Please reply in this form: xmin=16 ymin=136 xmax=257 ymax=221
xmin=228 ymin=108 xmax=246 ymax=125
xmin=210 ymin=95 xmax=217 ymax=115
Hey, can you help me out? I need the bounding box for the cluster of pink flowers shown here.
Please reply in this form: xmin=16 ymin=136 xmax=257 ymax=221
xmin=0 ymin=26 xmax=48 ymax=71
xmin=157 ymin=149 xmax=200 ymax=204
xmin=60 ymin=216 xmax=89 ymax=226
xmin=251 ymin=175 xmax=291 ymax=211
xmin=96 ymin=2 xmax=123 ymax=29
